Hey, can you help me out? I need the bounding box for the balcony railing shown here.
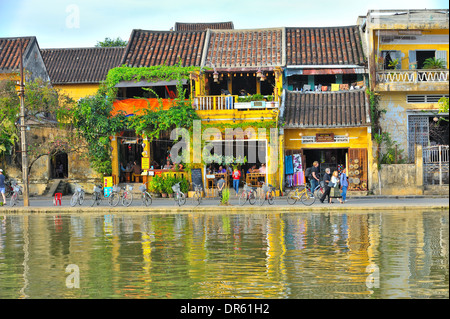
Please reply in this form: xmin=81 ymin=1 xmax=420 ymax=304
xmin=376 ymin=69 xmax=449 ymax=84
xmin=194 ymin=95 xmax=279 ymax=111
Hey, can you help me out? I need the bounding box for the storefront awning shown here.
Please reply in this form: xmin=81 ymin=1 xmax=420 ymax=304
xmin=112 ymin=98 xmax=174 ymax=117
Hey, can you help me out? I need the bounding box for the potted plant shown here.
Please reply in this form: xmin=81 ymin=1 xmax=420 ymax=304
xmin=148 ymin=175 xmax=163 ymax=197
xmin=220 ymin=188 xmax=230 ymax=206
xmin=423 ymin=57 xmax=446 ymax=69
xmin=163 ymin=176 xmax=175 ymax=198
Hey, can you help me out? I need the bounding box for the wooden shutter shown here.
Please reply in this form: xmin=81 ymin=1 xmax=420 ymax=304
xmin=436 ymin=51 xmax=447 ymax=68
xmin=409 ymin=50 xmax=417 ymax=69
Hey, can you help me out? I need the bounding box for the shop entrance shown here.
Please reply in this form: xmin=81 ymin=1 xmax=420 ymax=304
xmin=50 ymin=152 xmax=68 ymax=179
xmin=302 ymin=148 xmax=348 ymax=177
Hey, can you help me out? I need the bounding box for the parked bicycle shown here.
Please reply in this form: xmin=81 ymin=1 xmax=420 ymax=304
xmin=4 ymin=180 xmax=15 ymax=198
xmin=192 ymin=183 xmax=203 ymax=206
xmin=120 ymin=184 xmax=134 ymax=207
xmin=139 ymin=184 xmax=152 ymax=207
xmin=312 ymin=181 xmax=325 ymax=199
xmin=286 ymin=185 xmax=315 ymax=206
xmin=70 ymin=184 xmax=85 ymax=207
xmin=239 ymin=182 xmax=257 ymax=206
xmin=9 ymin=182 xmax=22 ymax=207
xmin=90 ymin=185 xmax=104 ymax=207
xmin=172 ymin=182 xmax=186 ymax=206
xmin=258 ymin=183 xmax=276 ymax=206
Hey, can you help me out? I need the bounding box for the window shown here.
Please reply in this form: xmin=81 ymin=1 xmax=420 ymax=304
xmin=407 ymin=94 xmax=449 ymax=103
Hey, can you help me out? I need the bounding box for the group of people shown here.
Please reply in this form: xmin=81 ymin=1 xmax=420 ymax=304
xmin=308 ymin=161 xmax=348 ymax=204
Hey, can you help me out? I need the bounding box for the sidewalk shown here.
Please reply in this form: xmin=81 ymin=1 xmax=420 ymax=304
xmin=1 ymin=194 xmax=448 ymax=213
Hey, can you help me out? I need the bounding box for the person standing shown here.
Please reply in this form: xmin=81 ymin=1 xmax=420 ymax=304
xmin=330 ymin=170 xmax=343 ymax=204
xmin=340 ymin=168 xmax=349 ymax=203
xmin=310 ymin=161 xmax=320 ymax=195
xmin=0 ymin=169 xmax=6 ymax=206
xmin=232 ymin=167 xmax=241 ymax=196
xmin=320 ymin=168 xmax=331 ymax=204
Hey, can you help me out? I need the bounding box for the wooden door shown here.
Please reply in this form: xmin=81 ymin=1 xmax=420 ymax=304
xmin=348 ymin=148 xmax=368 ymax=191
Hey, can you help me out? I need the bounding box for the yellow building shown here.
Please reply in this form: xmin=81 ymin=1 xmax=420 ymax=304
xmin=282 ymin=26 xmax=373 ymax=193
xmin=362 ymin=9 xmax=449 ymax=161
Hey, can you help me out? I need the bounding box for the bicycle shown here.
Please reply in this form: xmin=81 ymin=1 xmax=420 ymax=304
xmin=90 ymin=185 xmax=103 ymax=207
xmin=239 ymin=183 xmax=257 ymax=206
xmin=139 ymin=184 xmax=152 ymax=207
xmin=121 ymin=184 xmax=134 ymax=207
xmin=108 ymin=184 xmax=122 ymax=207
xmin=192 ymin=183 xmax=203 ymax=206
xmin=258 ymin=183 xmax=276 ymax=206
xmin=4 ymin=180 xmax=15 ymax=198
xmin=172 ymin=182 xmax=186 ymax=206
xmin=70 ymin=185 xmax=85 ymax=207
xmin=312 ymin=181 xmax=325 ymax=199
xmin=286 ymin=185 xmax=315 ymax=206
xmin=9 ymin=182 xmax=22 ymax=207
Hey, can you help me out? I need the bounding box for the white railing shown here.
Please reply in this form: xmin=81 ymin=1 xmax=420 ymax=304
xmin=376 ymin=69 xmax=449 ymax=84
xmin=423 ymin=145 xmax=449 ymax=164
xmin=194 ymin=95 xmax=279 ymax=111
xmin=423 ymin=145 xmax=449 ymax=186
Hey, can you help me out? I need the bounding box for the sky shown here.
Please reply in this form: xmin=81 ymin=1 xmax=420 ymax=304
xmin=0 ymin=0 xmax=448 ymax=49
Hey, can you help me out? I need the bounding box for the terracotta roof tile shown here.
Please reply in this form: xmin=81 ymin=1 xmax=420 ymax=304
xmin=203 ymin=28 xmax=285 ymax=70
xmin=0 ymin=37 xmax=33 ymax=71
xmin=286 ymin=26 xmax=364 ymax=66
xmin=122 ymin=29 xmax=205 ymax=67
xmin=284 ymin=90 xmax=370 ymax=128
xmin=41 ymin=47 xmax=125 ymax=84
xmin=175 ymin=22 xmax=234 ymax=31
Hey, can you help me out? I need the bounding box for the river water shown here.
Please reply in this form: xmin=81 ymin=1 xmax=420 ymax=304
xmin=0 ymin=210 xmax=448 ymax=299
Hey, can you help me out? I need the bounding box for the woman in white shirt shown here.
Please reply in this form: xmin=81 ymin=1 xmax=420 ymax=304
xmin=330 ymin=171 xmax=343 ymax=204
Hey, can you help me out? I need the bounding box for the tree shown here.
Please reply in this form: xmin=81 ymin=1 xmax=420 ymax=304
xmin=95 ymin=37 xmax=127 ymax=47
xmin=0 ymin=77 xmax=80 ymax=175
xmin=438 ymin=96 xmax=449 ymax=122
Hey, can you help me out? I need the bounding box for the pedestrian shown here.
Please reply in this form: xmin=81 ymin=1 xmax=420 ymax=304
xmin=217 ymin=177 xmax=225 ymax=199
xmin=309 ymin=161 xmax=320 ymax=195
xmin=232 ymin=167 xmax=241 ymax=196
xmin=330 ymin=170 xmax=343 ymax=204
xmin=340 ymin=168 xmax=348 ymax=203
xmin=320 ymin=168 xmax=332 ymax=204
xmin=0 ymin=169 xmax=6 ymax=206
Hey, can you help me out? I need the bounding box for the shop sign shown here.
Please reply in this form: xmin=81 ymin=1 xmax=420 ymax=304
xmin=316 ymin=133 xmax=335 ymax=143
xmin=141 ymin=157 xmax=150 ymax=170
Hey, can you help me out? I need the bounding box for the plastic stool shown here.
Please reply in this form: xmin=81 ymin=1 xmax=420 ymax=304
xmin=54 ymin=193 xmax=62 ymax=206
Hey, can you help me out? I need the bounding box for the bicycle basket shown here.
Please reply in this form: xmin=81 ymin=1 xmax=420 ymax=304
xmin=262 ymin=184 xmax=270 ymax=193
xmin=139 ymin=185 xmax=146 ymax=192
xmin=172 ymin=183 xmax=180 ymax=192
xmin=112 ymin=185 xmax=121 ymax=192
xmin=76 ymin=187 xmax=82 ymax=193
xmin=126 ymin=185 xmax=133 ymax=191
xmin=93 ymin=186 xmax=102 ymax=193
xmin=13 ymin=186 xmax=21 ymax=192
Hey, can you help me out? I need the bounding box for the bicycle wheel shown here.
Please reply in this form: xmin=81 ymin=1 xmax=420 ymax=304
xmin=109 ymin=192 xmax=120 ymax=207
xmin=258 ymin=192 xmax=266 ymax=206
xmin=248 ymin=190 xmax=257 ymax=205
xmin=122 ymin=191 xmax=133 ymax=207
xmin=70 ymin=194 xmax=78 ymax=207
xmin=314 ymin=187 xmax=324 ymax=200
xmin=193 ymin=192 xmax=201 ymax=206
xmin=300 ymin=190 xmax=315 ymax=206
xmin=267 ymin=192 xmax=275 ymax=205
xmin=286 ymin=190 xmax=298 ymax=205
xmin=10 ymin=193 xmax=17 ymax=207
xmin=90 ymin=193 xmax=98 ymax=207
xmin=78 ymin=191 xmax=85 ymax=206
xmin=176 ymin=192 xmax=186 ymax=206
xmin=142 ymin=192 xmax=152 ymax=206
xmin=239 ymin=191 xmax=247 ymax=206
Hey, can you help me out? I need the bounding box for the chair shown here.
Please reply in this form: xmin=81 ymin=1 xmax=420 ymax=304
xmin=54 ymin=193 xmax=62 ymax=206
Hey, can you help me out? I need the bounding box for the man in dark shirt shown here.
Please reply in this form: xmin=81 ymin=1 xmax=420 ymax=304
xmin=310 ymin=161 xmax=320 ymax=194
xmin=320 ymin=168 xmax=331 ymax=203
xmin=0 ymin=169 xmax=6 ymax=205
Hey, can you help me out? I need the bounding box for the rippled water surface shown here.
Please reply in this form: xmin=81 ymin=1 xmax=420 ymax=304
xmin=0 ymin=210 xmax=448 ymax=299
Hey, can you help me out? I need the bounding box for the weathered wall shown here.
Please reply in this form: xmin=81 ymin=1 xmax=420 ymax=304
xmin=371 ymin=144 xmax=424 ymax=195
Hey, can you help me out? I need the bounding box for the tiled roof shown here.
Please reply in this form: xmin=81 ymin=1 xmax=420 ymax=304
xmin=41 ymin=47 xmax=125 ymax=84
xmin=202 ymin=28 xmax=285 ymax=70
xmin=286 ymin=26 xmax=365 ymax=66
xmin=175 ymin=22 xmax=234 ymax=31
xmin=122 ymin=29 xmax=206 ymax=67
xmin=284 ymin=90 xmax=370 ymax=128
xmin=0 ymin=37 xmax=33 ymax=71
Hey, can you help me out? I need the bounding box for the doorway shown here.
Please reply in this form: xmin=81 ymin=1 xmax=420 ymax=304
xmin=51 ymin=152 xmax=68 ymax=179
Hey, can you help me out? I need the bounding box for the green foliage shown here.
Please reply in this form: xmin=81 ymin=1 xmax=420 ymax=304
xmin=221 ymin=188 xmax=230 ymax=205
xmin=367 ymin=89 xmax=385 ymax=137
xmin=423 ymin=57 xmax=446 ymax=69
xmin=438 ymin=97 xmax=449 ymax=122
xmin=237 ymin=94 xmax=273 ymax=102
xmin=95 ymin=37 xmax=127 ymax=47
xmin=374 ymin=132 xmax=406 ymax=167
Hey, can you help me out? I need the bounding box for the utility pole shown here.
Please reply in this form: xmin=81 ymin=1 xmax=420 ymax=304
xmin=19 ymin=38 xmax=29 ymax=207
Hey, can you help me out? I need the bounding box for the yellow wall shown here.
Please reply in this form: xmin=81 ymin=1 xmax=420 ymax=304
xmin=55 ymin=83 xmax=99 ymax=101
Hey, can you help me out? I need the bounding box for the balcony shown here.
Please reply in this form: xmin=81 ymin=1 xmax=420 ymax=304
xmin=194 ymin=95 xmax=279 ymax=111
xmin=375 ymin=69 xmax=449 ymax=92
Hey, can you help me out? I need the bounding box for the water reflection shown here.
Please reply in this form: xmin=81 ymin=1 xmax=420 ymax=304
xmin=0 ymin=211 xmax=448 ymax=299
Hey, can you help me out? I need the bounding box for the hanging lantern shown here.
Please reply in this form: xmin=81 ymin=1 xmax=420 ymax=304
xmin=256 ymin=68 xmax=262 ymax=78
xmin=213 ymin=71 xmax=219 ymax=82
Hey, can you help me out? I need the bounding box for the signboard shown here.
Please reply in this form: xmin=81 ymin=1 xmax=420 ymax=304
xmin=316 ymin=133 xmax=335 ymax=143
xmin=141 ymin=157 xmax=150 ymax=170
xmin=104 ymin=176 xmax=113 ymax=188
xmin=191 ymin=168 xmax=204 ymax=189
